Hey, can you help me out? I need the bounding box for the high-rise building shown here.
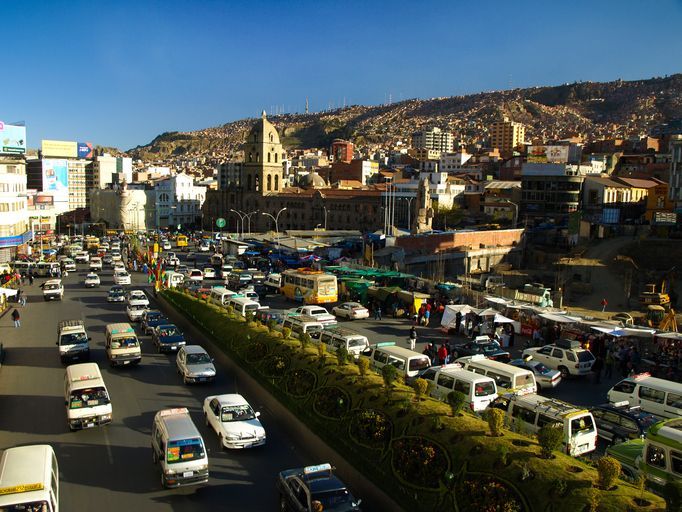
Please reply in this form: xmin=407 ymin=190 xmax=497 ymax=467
xmin=411 ymin=127 xmax=454 ymax=153
xmin=331 ymin=139 xmax=354 ymax=164
xmin=490 ymin=117 xmax=526 ymax=157
xmin=669 ymin=134 xmax=682 ymax=209
xmin=0 ymin=155 xmax=30 ymax=260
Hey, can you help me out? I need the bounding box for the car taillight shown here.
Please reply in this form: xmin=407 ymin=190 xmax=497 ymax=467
xmin=469 ymin=402 xmax=474 ymax=410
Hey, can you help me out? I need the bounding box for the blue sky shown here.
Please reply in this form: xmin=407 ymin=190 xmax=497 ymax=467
xmin=4 ymin=0 xmax=682 ymax=150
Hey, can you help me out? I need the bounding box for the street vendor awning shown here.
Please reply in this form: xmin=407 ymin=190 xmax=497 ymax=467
xmin=610 ymin=327 xmax=657 ymax=338
xmin=591 ymin=326 xmax=619 ymax=335
xmin=657 ymin=332 xmax=682 ymax=341
xmin=441 ymin=304 xmax=477 ymax=328
xmin=367 ymin=286 xmax=402 ymax=301
xmin=493 ymin=313 xmax=515 ymax=324
xmin=478 ymin=308 xmax=500 ymax=317
xmin=485 ymin=296 xmax=511 ymax=305
xmin=0 ymin=288 xmax=18 ymax=297
xmin=538 ymin=312 xmax=581 ymax=323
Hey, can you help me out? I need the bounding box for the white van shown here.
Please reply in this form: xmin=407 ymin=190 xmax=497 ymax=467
xmin=209 ymin=286 xmax=238 ymax=307
xmin=64 ymin=363 xmax=112 ymax=430
xmin=493 ymin=394 xmax=597 ymax=457
xmin=319 ymin=327 xmax=370 ymax=358
xmin=163 ymin=271 xmax=185 ymax=289
xmin=366 ymin=343 xmax=431 ymax=381
xmin=420 ymin=364 xmax=498 ymax=412
xmin=282 ymin=314 xmax=325 ymax=339
xmin=36 ymin=261 xmax=60 ymax=277
xmin=227 ymin=296 xmax=261 ymax=317
xmin=264 ymin=273 xmax=282 ymax=292
xmin=456 ymin=355 xmax=536 ymax=396
xmin=43 ymin=279 xmax=64 ymax=301
xmin=56 ymin=320 xmax=90 ymax=364
xmin=151 ymin=408 xmax=209 ymax=488
xmin=607 ymin=373 xmax=682 ymax=419
xmin=0 ymin=445 xmax=59 ymax=512
xmin=105 ymin=323 xmax=142 ymax=366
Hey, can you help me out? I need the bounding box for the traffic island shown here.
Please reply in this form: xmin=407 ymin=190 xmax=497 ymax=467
xmin=160 ymin=289 xmax=666 ymax=512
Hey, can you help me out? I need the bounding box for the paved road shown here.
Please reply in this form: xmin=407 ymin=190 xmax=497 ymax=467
xmin=0 ymin=262 xmax=312 ymax=511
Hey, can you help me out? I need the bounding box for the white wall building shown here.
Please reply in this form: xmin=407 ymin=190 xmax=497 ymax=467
xmin=412 ymin=127 xmax=454 ymax=152
xmin=0 ymin=156 xmax=30 ymax=261
xmin=94 ymin=154 xmax=133 ymax=188
xmin=153 ymin=173 xmax=206 ymax=229
xmin=669 ymin=134 xmax=682 ymax=209
xmin=439 ymin=152 xmax=473 ymax=172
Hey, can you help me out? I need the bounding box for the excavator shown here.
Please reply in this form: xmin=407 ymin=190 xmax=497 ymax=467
xmin=644 ymin=305 xmax=678 ymax=331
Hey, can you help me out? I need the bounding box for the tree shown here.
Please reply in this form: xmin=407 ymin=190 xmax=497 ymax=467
xmin=357 ymin=357 xmax=370 ymax=377
xmin=282 ymin=327 xmax=291 ymax=340
xmin=433 ymin=204 xmax=465 ymax=230
xmin=485 ymin=408 xmax=505 ymax=437
xmin=596 ymin=456 xmax=621 ymax=490
xmin=301 ymin=333 xmax=312 ymax=349
xmin=381 ymin=364 xmax=398 ymax=396
xmin=446 ymin=391 xmax=466 ymax=417
xmin=412 ymin=378 xmax=428 ymax=402
xmin=536 ymin=425 xmax=563 ymax=459
xmin=336 ymin=346 xmax=349 ymax=365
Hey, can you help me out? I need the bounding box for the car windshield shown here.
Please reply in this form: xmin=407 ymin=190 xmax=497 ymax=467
xmin=110 ymin=336 xmax=138 ymax=349
xmin=159 ymin=326 xmax=181 ymax=337
xmin=44 ymin=283 xmax=60 ymax=290
xmin=409 ymin=357 xmax=431 ymax=371
xmin=220 ymin=404 xmax=256 ymax=422
xmin=312 ymin=489 xmax=356 ymax=511
xmin=69 ymin=386 xmax=109 ymax=409
xmin=60 ymin=333 xmax=87 ymax=345
xmin=533 ymin=363 xmax=552 ymax=374
xmin=130 ymin=304 xmax=145 ymax=311
xmin=166 ymin=438 xmax=205 ymax=464
xmin=130 ymin=293 xmax=145 ymax=300
xmin=577 ymin=351 xmax=595 ymax=362
xmin=110 ymin=289 xmax=124 ymax=296
xmin=187 ymin=353 xmax=211 ymax=365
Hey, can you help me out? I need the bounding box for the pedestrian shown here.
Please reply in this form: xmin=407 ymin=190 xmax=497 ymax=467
xmin=592 ymin=356 xmax=604 ymax=384
xmin=455 ymin=311 xmax=462 ymax=334
xmin=601 ymin=298 xmax=608 ymax=312
xmin=423 ymin=308 xmax=431 ymax=327
xmin=374 ymin=304 xmax=382 ymax=321
xmin=11 ymin=308 xmax=20 ymax=328
xmin=28 ymin=272 xmax=34 ymax=286
xmin=605 ymin=349 xmax=615 ymax=379
xmin=409 ymin=326 xmax=417 ymax=351
xmin=437 ymin=343 xmax=449 ymax=365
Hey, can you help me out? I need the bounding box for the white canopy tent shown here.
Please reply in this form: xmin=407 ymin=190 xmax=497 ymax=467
xmin=0 ymin=288 xmax=18 ymax=297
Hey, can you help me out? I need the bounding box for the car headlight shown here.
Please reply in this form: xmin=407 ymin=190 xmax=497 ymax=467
xmin=101 ymin=414 xmax=112 ymax=421
xmin=164 ymin=469 xmax=176 ymax=476
xmin=226 ymin=434 xmax=240 ymax=440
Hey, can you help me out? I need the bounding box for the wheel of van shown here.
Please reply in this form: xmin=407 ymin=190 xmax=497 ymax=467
xmin=558 ymin=366 xmax=570 ymax=379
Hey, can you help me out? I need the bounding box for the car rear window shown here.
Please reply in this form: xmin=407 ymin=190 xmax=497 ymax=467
xmin=577 ymin=351 xmax=595 ymax=362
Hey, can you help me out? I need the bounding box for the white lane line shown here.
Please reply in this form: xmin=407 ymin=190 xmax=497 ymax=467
xmin=103 ymin=426 xmax=114 ymax=464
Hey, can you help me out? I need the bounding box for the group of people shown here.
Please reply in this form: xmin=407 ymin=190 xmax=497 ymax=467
xmin=422 ymin=341 xmax=451 ymax=366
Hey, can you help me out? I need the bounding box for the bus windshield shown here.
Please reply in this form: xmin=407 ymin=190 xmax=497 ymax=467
xmin=317 ymin=278 xmax=336 ymax=295
xmin=167 ymin=438 xmax=205 ymax=464
xmin=1 ymin=500 xmax=50 ymax=512
xmin=70 ymin=386 xmax=110 ymax=409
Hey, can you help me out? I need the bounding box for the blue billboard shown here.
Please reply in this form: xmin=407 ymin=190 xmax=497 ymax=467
xmin=42 ymin=159 xmax=69 ymax=204
xmin=0 ymin=122 xmax=26 ymax=155
xmin=77 ymin=142 xmax=93 ymax=159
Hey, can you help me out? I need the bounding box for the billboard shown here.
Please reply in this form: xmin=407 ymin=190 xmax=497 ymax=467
xmin=77 ymin=142 xmax=93 ymax=159
xmin=527 ymin=145 xmax=569 ymax=164
xmin=42 ymin=139 xmax=77 ymax=158
xmin=0 ymin=122 xmax=26 ymax=155
xmin=42 ymin=159 xmax=69 ymax=203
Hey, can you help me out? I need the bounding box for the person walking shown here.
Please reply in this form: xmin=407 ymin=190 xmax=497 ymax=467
xmin=604 ymin=350 xmax=615 ymax=379
xmin=423 ymin=308 xmax=431 ymax=327
xmin=592 ymin=356 xmax=604 ymax=384
xmin=409 ymin=326 xmax=417 ymax=351
xmin=437 ymin=343 xmax=449 ymax=365
xmin=600 ymin=298 xmax=608 ymax=312
xmin=11 ymin=308 xmax=20 ymax=328
xmin=28 ymin=272 xmax=34 ymax=286
xmin=374 ymin=304 xmax=382 ymax=321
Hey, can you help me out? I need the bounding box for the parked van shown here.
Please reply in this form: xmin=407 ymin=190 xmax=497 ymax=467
xmin=105 ymin=323 xmax=142 ymax=366
xmin=492 ymin=394 xmax=597 ymax=456
xmin=12 ymin=260 xmax=35 ymax=274
xmin=227 ymin=296 xmax=261 ymax=317
xmin=282 ymin=314 xmax=325 ymax=339
xmin=319 ymin=326 xmax=370 ymax=358
xmin=456 ymin=355 xmax=536 ymax=396
xmin=0 ymin=445 xmax=59 ymax=512
xmin=64 ymin=363 xmax=112 ymax=430
xmin=366 ymin=342 xmax=431 ymax=381
xmin=209 ymin=286 xmax=238 ymax=307
xmin=420 ymin=364 xmax=498 ymax=412
xmin=163 ymin=271 xmax=185 ymax=289
xmin=607 ymin=373 xmax=682 ymax=419
xmin=151 ymin=407 xmax=209 ymax=488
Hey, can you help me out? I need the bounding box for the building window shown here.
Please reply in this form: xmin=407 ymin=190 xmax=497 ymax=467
xmin=247 ymin=175 xmax=252 ymax=191
xmin=267 ymin=153 xmax=271 ymax=163
xmin=275 ymin=153 xmax=278 ymax=163
xmin=274 ymin=175 xmax=279 ymax=191
xmin=267 ymin=175 xmax=272 ymax=191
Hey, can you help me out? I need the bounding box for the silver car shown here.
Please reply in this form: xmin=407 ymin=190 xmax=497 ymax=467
xmin=510 ymin=358 xmax=562 ymax=392
xmin=176 ymin=345 xmax=216 ymax=384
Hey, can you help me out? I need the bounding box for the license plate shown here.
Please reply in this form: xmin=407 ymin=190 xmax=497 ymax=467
xmin=171 ymin=347 xmax=177 ymax=351
xmin=123 ymin=361 xmax=130 ymax=365
xmin=182 ymin=471 xmax=193 ymax=478
xmin=198 ymin=377 xmax=206 ymax=382
xmin=85 ymin=423 xmax=94 ymax=428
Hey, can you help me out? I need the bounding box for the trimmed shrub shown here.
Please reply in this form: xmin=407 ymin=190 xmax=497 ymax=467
xmin=317 ymin=342 xmax=327 ymax=360
xmin=412 ymin=378 xmax=428 ymax=402
xmin=446 ymin=391 xmax=466 ymax=417
xmin=357 ymin=357 xmax=369 ymax=377
xmin=225 ymin=305 xmax=234 ymax=317
xmin=485 ymin=408 xmax=505 ymax=437
xmin=496 ymin=444 xmax=509 ymax=466
xmin=301 ymin=333 xmax=312 ymax=349
xmin=381 ymin=364 xmax=398 ymax=395
xmin=596 ymin=456 xmax=621 ymax=490
xmin=336 ymin=346 xmax=349 ymax=365
xmin=267 ymin=320 xmax=277 ymax=335
xmin=282 ymin=326 xmax=291 ymax=339
xmin=537 ymin=425 xmax=564 ymax=459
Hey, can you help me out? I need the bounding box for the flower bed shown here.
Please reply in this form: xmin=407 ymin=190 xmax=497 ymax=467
xmin=285 ymin=368 xmax=317 ymax=397
xmin=458 ymin=474 xmax=525 ymax=512
xmin=313 ymin=386 xmax=351 ymax=420
xmin=349 ymin=409 xmax=391 ymax=450
xmin=391 ymin=436 xmax=449 ymax=489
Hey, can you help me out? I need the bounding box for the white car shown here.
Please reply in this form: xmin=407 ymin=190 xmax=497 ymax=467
xmin=203 ymin=267 xmax=216 ymax=280
xmin=188 ymin=269 xmax=203 ymax=282
xmin=176 ymin=345 xmax=216 ymax=384
xmin=162 ymin=241 xmax=171 ymax=250
xmin=291 ymin=306 xmax=337 ymax=325
xmin=89 ymin=257 xmax=103 ymax=271
xmin=113 ymin=271 xmax=131 ymax=285
xmin=198 ymin=243 xmax=210 ymax=253
xmin=111 ymin=251 xmax=122 ymax=262
xmin=43 ymin=279 xmax=64 ymax=300
xmin=74 ymin=251 xmax=90 ymax=263
xmin=332 ymin=302 xmax=370 ymax=320
xmin=126 ymin=303 xmax=147 ymax=322
xmin=126 ymin=289 xmax=149 ymax=307
xmin=113 ymin=262 xmax=126 ymax=273
xmin=202 ymin=394 xmax=266 ymax=449
xmin=521 ymin=340 xmax=595 ymax=379
xmin=62 ymin=258 xmax=76 ymax=272
xmin=167 ymin=256 xmax=180 ymax=267
xmin=84 ymin=273 xmax=100 ymax=288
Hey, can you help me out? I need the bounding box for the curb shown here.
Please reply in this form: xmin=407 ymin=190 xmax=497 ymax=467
xmin=156 ymin=293 xmax=404 ymax=512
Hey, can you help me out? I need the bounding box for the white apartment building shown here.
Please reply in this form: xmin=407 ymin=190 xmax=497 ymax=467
xmin=0 ymin=156 xmax=30 ymax=261
xmin=439 ymin=152 xmax=473 ymax=172
xmin=669 ymin=134 xmax=682 ymax=209
xmin=411 ymin=127 xmax=454 ymax=152
xmin=153 ymin=173 xmax=206 ymax=229
xmin=93 ymin=154 xmax=133 ymax=188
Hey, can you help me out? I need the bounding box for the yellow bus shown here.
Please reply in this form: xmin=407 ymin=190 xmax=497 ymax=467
xmin=176 ymin=235 xmax=188 ymax=248
xmin=281 ymin=268 xmax=338 ymax=304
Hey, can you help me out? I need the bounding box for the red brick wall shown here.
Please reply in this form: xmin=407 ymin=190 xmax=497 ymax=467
xmin=395 ymin=229 xmax=524 ymax=254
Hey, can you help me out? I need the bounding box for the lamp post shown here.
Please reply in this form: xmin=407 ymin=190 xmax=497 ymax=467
xmin=262 ymin=207 xmax=287 ymax=253
xmin=401 ymin=197 xmax=415 ymax=230
xmin=243 ymin=210 xmax=259 ymax=236
xmin=229 ymin=209 xmax=245 ymax=238
xmin=502 ymin=199 xmax=519 ymax=228
xmin=323 ymin=206 xmax=328 ymax=230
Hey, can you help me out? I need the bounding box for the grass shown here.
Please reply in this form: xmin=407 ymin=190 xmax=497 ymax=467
xmin=163 ymin=290 xmax=666 ymax=512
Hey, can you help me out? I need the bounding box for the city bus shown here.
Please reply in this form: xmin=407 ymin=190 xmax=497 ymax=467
xmin=176 ymin=235 xmax=188 ymax=248
xmin=281 ymin=268 xmax=338 ymax=304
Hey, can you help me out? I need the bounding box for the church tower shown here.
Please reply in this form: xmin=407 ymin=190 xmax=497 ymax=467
xmin=242 ymin=111 xmax=284 ymax=195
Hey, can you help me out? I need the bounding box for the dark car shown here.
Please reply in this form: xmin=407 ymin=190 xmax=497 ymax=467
xmin=255 ymin=309 xmax=285 ymax=325
xmin=276 ymin=463 xmax=362 ymax=512
xmin=141 ymin=310 xmax=169 ymax=335
xmin=151 ymin=324 xmax=186 ymax=353
xmin=451 ymin=337 xmax=511 ymax=363
xmin=590 ymin=402 xmax=661 ymax=445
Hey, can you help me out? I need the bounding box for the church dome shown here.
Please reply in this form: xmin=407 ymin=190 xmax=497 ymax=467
xmin=247 ymin=110 xmax=281 ymax=145
xmin=302 ymin=171 xmax=327 ymax=189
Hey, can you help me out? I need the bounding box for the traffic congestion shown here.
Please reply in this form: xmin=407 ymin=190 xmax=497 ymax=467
xmin=0 ymin=230 xmax=680 ymax=510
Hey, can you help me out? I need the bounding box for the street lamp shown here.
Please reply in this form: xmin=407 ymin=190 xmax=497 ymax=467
xmin=230 ymin=209 xmax=245 ymax=238
xmin=323 ymin=206 xmax=328 ymax=231
xmin=243 ymin=210 xmax=259 ymax=236
xmin=262 ymin=207 xmax=287 ymax=253
xmin=401 ymin=197 xmax=415 ymax=230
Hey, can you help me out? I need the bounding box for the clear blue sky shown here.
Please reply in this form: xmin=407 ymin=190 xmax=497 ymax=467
xmin=4 ymin=0 xmax=682 ymax=151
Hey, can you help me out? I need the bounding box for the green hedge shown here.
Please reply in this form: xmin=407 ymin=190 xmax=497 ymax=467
xmin=162 ymin=290 xmax=666 ymax=512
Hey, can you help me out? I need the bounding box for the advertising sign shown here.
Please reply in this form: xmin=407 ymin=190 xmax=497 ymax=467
xmin=0 ymin=122 xmax=26 ymax=155
xmin=42 ymin=159 xmax=69 ymax=203
xmin=77 ymin=142 xmax=93 ymax=159
xmin=42 ymin=139 xmax=77 ymax=158
xmin=527 ymin=145 xmax=569 ymax=164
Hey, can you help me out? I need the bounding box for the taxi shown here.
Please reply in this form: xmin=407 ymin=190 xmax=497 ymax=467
xmin=277 ymin=463 xmax=362 ymax=511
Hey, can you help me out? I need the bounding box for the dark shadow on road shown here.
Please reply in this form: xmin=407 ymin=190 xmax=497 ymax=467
xmin=0 ymin=394 xmax=67 ymax=435
xmin=1 ymin=346 xmax=62 ymax=368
